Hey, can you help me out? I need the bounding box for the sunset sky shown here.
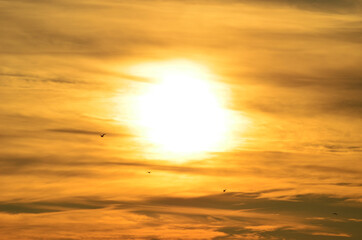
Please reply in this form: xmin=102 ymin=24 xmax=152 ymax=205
xmin=1 ymin=0 xmax=362 ymax=239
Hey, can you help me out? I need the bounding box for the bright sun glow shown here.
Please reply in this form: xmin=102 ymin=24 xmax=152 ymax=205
xmin=125 ymin=60 xmax=243 ymax=160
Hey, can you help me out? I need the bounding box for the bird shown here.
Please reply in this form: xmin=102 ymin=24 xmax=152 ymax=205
xmin=223 ymin=189 xmax=226 ymax=192
xmin=333 ymin=212 xmax=338 ymax=215
xmin=147 ymin=171 xmax=151 ymax=174
xmin=100 ymin=133 xmax=106 ymax=137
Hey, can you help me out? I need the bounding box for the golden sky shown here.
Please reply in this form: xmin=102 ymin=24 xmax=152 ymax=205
xmin=0 ymin=0 xmax=362 ymax=239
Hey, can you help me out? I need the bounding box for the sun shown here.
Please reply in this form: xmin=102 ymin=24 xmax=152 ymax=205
xmin=125 ymin=60 xmax=239 ymax=160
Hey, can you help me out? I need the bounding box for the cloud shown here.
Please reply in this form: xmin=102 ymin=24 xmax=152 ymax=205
xmin=0 ymin=153 xmax=242 ymax=178
xmin=4 ymin=0 xmax=362 ymax=13
xmin=229 ymin=0 xmax=362 ymax=13
xmin=295 ymin=165 xmax=361 ymax=175
xmin=2 ymin=192 xmax=358 ymax=239
xmin=47 ymin=128 xmax=134 ymax=138
xmin=0 ymin=186 xmax=361 ymax=239
xmin=126 ymin=192 xmax=362 ymax=239
xmin=0 ymin=197 xmax=123 ymax=214
xmin=311 ymin=144 xmax=362 ymax=153
xmin=312 ymin=232 xmax=351 ymax=237
xmin=0 ymin=203 xmax=60 ymax=214
xmin=0 ymin=72 xmax=81 ymax=85
xmin=47 ymin=128 xmax=105 ymax=135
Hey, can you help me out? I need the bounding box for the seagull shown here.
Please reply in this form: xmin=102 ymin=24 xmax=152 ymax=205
xmin=223 ymin=189 xmax=226 ymax=192
xmin=100 ymin=133 xmax=106 ymax=137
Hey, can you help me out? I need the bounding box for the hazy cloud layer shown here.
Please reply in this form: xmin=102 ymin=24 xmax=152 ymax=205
xmin=0 ymin=0 xmax=361 ymax=239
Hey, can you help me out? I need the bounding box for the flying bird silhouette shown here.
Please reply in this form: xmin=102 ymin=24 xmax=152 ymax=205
xmin=333 ymin=212 xmax=338 ymax=215
xmin=100 ymin=133 xmax=106 ymax=137
xmin=223 ymin=189 xmax=226 ymax=192
xmin=147 ymin=171 xmax=151 ymax=174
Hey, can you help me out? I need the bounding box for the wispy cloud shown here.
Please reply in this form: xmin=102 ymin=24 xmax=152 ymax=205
xmin=232 ymin=0 xmax=362 ymax=13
